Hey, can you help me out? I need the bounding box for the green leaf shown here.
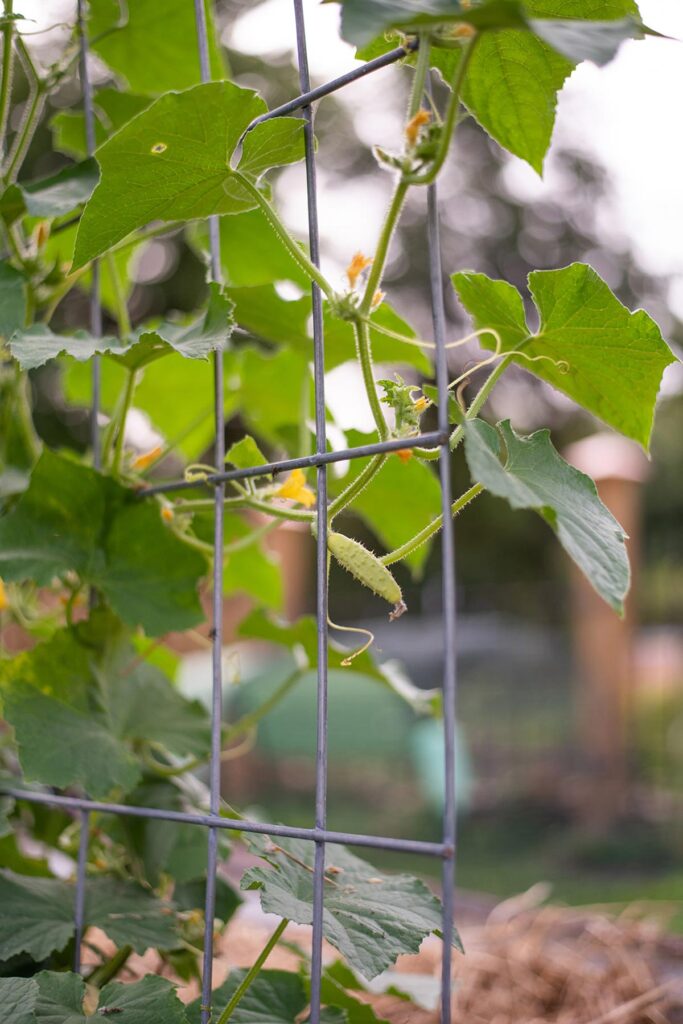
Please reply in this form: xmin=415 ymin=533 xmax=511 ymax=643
xmin=229 ymin=285 xmax=311 ymax=350
xmin=464 ymin=418 xmax=630 ymax=611
xmin=111 ymin=282 xmax=236 ymax=370
xmin=338 ymin=0 xmax=465 ymax=47
xmin=239 ymin=346 xmax=310 ymax=443
xmin=323 ymin=302 xmax=431 ymax=374
xmin=0 ymin=450 xmax=206 ymax=634
xmin=0 ymin=160 xmax=99 ymax=224
xmin=73 ymin=83 xmax=305 ymax=268
xmin=217 ymin=209 xmax=309 ymax=287
xmin=321 ymin=965 xmax=390 ymax=1024
xmin=331 ymin=431 xmax=441 ymax=575
xmin=0 ymin=261 xmax=26 ymax=340
xmin=0 ymin=613 xmax=211 ymax=796
xmin=225 ymin=435 xmax=268 ymax=470
xmin=0 ymin=872 xmax=178 ymax=962
xmin=0 ymin=976 xmax=37 ymax=1024
xmin=452 ymin=263 xmax=676 ymax=449
xmin=185 ymin=969 xmax=309 ymax=1024
xmin=33 ymin=971 xmax=187 ymax=1024
xmin=530 ymin=15 xmax=645 ymax=65
xmin=2 ymin=681 xmax=141 ymax=797
xmin=9 ymin=325 xmax=118 ymax=371
xmin=89 ymin=0 xmax=223 ymax=95
xmin=242 ymin=837 xmax=461 ymax=978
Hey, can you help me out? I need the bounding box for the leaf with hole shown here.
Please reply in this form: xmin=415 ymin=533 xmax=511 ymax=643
xmin=73 ymin=82 xmax=306 ymax=267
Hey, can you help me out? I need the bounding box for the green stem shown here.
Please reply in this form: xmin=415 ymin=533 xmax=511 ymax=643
xmin=404 ymin=35 xmax=479 ymax=187
xmin=111 ymin=369 xmax=138 ymax=475
xmin=105 ymin=253 xmax=131 ymax=336
xmin=0 ymin=0 xmax=14 ymax=160
xmin=4 ymin=37 xmax=45 ymax=183
xmin=141 ymin=744 xmax=204 ymax=778
xmin=214 ymin=919 xmax=289 ymax=1024
xmin=448 ymin=355 xmax=512 ymax=451
xmin=178 ymin=495 xmax=314 ymax=524
xmin=87 ymin=944 xmax=133 ymax=989
xmin=223 ymin=518 xmax=279 ymax=555
xmin=407 ymin=33 xmax=432 ymax=120
xmin=353 ymin=318 xmax=388 ymax=439
xmin=233 ymin=172 xmax=334 ymax=300
xmin=224 ymin=670 xmax=303 ymax=744
xmin=359 ymin=179 xmax=409 ymax=316
xmin=327 ymin=452 xmax=386 ymax=521
xmin=380 ymin=483 xmax=483 ymax=566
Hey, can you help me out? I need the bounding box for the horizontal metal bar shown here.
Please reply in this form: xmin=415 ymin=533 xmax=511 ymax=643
xmin=2 ymin=787 xmax=451 ymax=858
xmin=139 ymin=430 xmax=447 ymax=497
xmin=247 ymin=40 xmax=418 ymax=129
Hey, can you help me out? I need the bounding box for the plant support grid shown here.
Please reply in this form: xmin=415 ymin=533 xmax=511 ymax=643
xmin=2 ymin=4 xmax=463 ymax=1022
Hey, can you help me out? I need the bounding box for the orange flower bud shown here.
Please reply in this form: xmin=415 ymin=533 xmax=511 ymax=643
xmin=161 ymin=506 xmax=174 ymax=523
xmin=405 ymin=109 xmax=431 ymax=147
xmin=396 ymin=448 xmax=413 ymax=463
xmin=346 ymin=252 xmax=373 ymax=289
xmin=131 ymin=445 xmax=163 ymax=471
xmin=0 ymin=578 xmax=8 ymax=612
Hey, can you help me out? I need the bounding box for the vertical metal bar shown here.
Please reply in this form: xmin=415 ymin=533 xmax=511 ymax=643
xmin=76 ymin=0 xmax=101 ymax=469
xmin=73 ymin=809 xmax=90 ymax=973
xmin=194 ymin=3 xmax=224 ymax=1022
xmin=292 ymin=3 xmax=328 ymax=1020
xmin=74 ymin=2 xmax=97 ymax=974
xmin=427 ymin=180 xmax=458 ymax=1023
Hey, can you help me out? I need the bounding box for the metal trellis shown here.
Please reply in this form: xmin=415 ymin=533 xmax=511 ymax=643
xmin=3 ymin=3 xmax=461 ymax=1021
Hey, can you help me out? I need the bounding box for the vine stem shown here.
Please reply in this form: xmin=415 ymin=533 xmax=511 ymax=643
xmin=177 ymin=494 xmax=314 ymax=524
xmin=223 ymin=669 xmax=303 ymax=744
xmin=214 ymin=919 xmax=289 ymax=1024
xmin=353 ymin=318 xmax=389 ymax=439
xmin=4 ymin=36 xmax=45 ymax=184
xmin=106 ymin=253 xmax=131 ymax=336
xmin=111 ymin=369 xmax=138 ymax=476
xmin=0 ymin=0 xmax=14 ymax=161
xmin=327 ymin=452 xmax=386 ymax=521
xmin=380 ymin=483 xmax=483 ymax=566
xmin=233 ymin=172 xmax=334 ymax=300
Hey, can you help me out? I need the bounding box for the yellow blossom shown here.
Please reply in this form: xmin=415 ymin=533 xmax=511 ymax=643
xmin=161 ymin=506 xmax=174 ymax=523
xmin=371 ymin=289 xmax=385 ymax=310
xmin=131 ymin=445 xmax=163 ymax=471
xmin=346 ymin=251 xmax=373 ymax=289
xmin=275 ymin=468 xmax=316 ymax=507
xmin=405 ymin=109 xmax=431 ymax=147
xmin=413 ymin=395 xmax=429 ymax=413
xmin=0 ymin=578 xmax=8 ymax=611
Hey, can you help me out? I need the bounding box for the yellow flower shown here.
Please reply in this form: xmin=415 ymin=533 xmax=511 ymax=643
xmin=405 ymin=109 xmax=431 ymax=147
xmin=275 ymin=468 xmax=316 ymax=507
xmin=346 ymin=252 xmax=373 ymax=289
xmin=413 ymin=395 xmax=429 ymax=413
xmin=131 ymin=445 xmax=163 ymax=471
xmin=161 ymin=506 xmax=174 ymax=523
xmin=0 ymin=578 xmax=8 ymax=611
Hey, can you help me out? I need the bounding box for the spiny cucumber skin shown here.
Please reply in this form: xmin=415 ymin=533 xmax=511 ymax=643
xmin=328 ymin=532 xmax=403 ymax=609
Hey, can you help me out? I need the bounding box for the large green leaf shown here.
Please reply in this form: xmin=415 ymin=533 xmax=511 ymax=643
xmin=338 ymin=0 xmax=466 ymax=46
xmin=12 ymin=284 xmax=234 ymax=373
xmin=331 ymin=431 xmax=441 ymax=576
xmin=73 ymin=83 xmax=305 ymax=268
xmin=217 ymin=208 xmax=309 ymax=287
xmin=0 ymin=450 xmax=206 ymax=634
xmin=0 ymin=160 xmax=99 ymax=224
xmin=0 ymin=615 xmax=210 ymax=796
xmin=464 ymin=418 xmax=630 ymax=611
xmin=32 ymin=971 xmax=187 ymax=1023
xmin=0 ymin=261 xmax=26 ymax=339
xmin=185 ymin=969 xmax=308 ymax=1024
xmin=452 ymin=263 xmax=675 ymax=449
xmin=0 ymin=976 xmax=38 ymax=1024
xmin=0 ymin=872 xmax=177 ymax=961
xmin=89 ymin=0 xmax=223 ymax=95
xmin=242 ymin=836 xmax=460 ymax=978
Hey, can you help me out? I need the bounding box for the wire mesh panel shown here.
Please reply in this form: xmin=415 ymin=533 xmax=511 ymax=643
xmin=3 ymin=4 xmax=460 ymax=1021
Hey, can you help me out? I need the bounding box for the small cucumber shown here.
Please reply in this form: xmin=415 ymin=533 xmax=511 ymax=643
xmin=328 ymin=532 xmax=406 ymax=620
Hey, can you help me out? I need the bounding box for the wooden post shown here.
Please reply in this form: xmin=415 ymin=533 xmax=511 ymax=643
xmin=564 ymin=433 xmax=649 ymax=830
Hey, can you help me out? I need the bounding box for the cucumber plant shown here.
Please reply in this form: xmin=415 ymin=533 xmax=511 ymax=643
xmin=0 ymin=0 xmax=678 ymax=1020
